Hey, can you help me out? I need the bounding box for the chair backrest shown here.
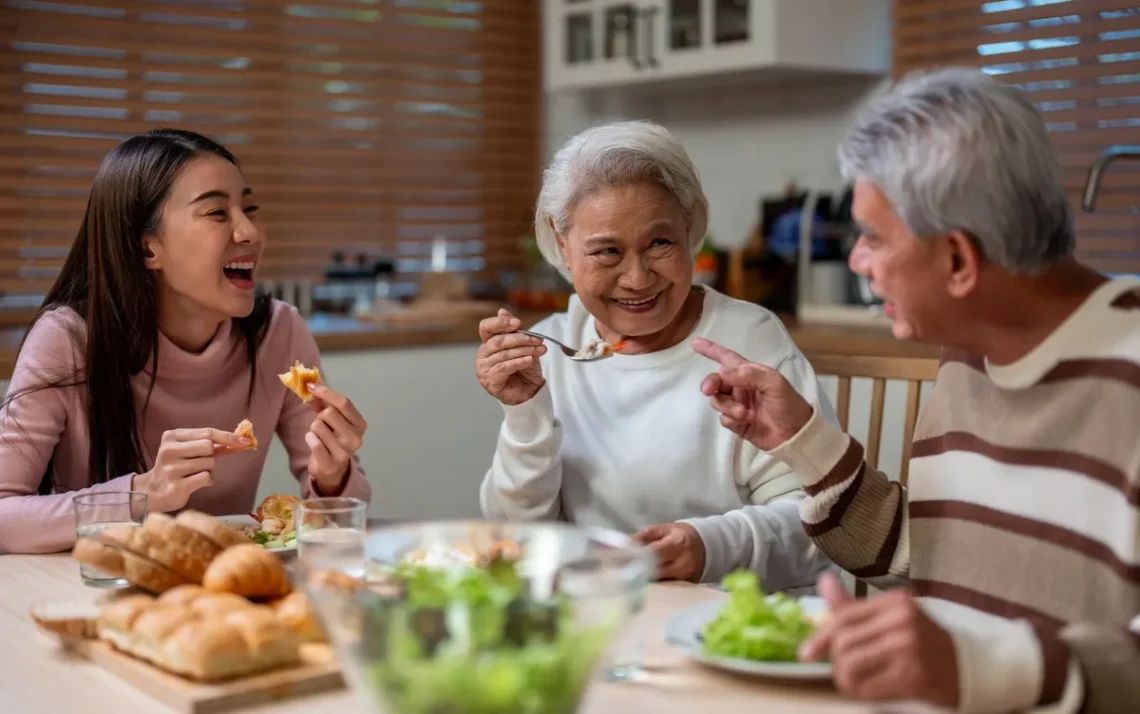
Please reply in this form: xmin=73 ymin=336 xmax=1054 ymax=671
xmin=806 ymin=353 xmax=941 ymax=487
xmin=806 ymin=352 xmax=940 ymax=597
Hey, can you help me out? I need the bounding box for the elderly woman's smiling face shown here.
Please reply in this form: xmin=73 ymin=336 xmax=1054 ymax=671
xmin=557 ymin=181 xmax=693 ymax=339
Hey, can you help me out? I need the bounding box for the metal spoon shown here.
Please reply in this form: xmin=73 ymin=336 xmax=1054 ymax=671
xmin=515 ymin=330 xmax=619 ymax=363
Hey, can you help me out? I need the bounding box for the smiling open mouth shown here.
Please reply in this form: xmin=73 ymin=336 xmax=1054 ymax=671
xmin=613 ymin=292 xmax=661 ymax=312
xmin=223 ymin=260 xmax=256 ymax=287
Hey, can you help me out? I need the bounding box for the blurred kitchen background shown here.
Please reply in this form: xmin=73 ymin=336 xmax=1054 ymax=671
xmin=2 ymin=0 xmax=1138 ymax=519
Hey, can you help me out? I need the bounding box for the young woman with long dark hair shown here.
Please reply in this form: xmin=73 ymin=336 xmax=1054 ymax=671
xmin=0 ymin=129 xmax=370 ymax=553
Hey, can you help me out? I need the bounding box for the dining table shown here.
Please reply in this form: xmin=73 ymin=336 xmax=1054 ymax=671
xmin=0 ymin=553 xmax=875 ymax=714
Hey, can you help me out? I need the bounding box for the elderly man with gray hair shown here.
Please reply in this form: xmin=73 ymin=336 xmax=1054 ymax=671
xmin=474 ymin=120 xmax=834 ymax=591
xmin=697 ymin=68 xmax=1140 ymax=712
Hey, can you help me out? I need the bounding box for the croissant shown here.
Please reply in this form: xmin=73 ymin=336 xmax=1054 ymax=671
xmin=202 ymin=544 xmax=291 ymax=599
xmin=97 ymin=592 xmax=301 ymax=681
xmin=278 ymin=360 xmax=320 ymax=403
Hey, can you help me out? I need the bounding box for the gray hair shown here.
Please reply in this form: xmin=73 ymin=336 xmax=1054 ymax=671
xmin=535 ymin=120 xmax=709 ymax=280
xmin=837 ymin=67 xmax=1073 ymax=274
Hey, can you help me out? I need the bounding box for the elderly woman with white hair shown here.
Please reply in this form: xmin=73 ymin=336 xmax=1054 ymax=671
xmin=474 ymin=120 xmax=835 ymax=590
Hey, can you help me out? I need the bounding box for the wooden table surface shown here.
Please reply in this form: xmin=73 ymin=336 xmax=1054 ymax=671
xmin=0 ymin=553 xmax=873 ymax=714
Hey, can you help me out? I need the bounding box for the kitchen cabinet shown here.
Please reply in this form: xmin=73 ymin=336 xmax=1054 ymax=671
xmin=543 ymin=0 xmax=891 ymax=92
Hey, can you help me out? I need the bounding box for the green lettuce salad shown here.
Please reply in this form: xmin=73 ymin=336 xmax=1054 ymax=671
xmin=700 ymin=570 xmax=817 ymax=662
xmin=361 ymin=556 xmax=613 ymax=714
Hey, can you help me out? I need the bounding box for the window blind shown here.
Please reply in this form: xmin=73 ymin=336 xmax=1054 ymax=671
xmin=893 ymin=0 xmax=1140 ymax=273
xmin=0 ymin=0 xmax=540 ymax=296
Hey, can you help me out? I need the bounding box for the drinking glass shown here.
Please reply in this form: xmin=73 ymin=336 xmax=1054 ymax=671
xmin=295 ymin=497 xmax=367 ymax=578
xmin=72 ymin=491 xmax=147 ymax=587
xmin=600 ymin=576 xmax=650 ymax=681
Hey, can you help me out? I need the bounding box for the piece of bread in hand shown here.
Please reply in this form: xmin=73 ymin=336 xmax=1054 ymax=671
xmin=203 ymin=544 xmax=291 ymax=599
xmin=271 ymin=592 xmax=325 ymax=643
xmin=174 ymin=510 xmax=250 ymax=550
xmin=234 ymin=419 xmax=258 ymax=451
xmin=278 ymin=360 xmax=320 ymax=403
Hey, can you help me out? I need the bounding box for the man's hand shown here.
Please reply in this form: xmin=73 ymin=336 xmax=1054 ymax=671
xmin=693 ymin=337 xmax=814 ymax=451
xmin=800 ymin=573 xmax=959 ymax=707
xmin=633 ymin=522 xmax=706 ymax=582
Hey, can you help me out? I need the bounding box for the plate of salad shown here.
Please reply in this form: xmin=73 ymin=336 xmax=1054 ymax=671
xmin=664 ymin=570 xmax=831 ymax=680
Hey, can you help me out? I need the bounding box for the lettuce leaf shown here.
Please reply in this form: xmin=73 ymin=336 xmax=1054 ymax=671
xmin=700 ymin=570 xmax=815 ymax=662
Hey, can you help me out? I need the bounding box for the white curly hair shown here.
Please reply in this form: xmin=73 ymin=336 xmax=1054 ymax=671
xmin=534 ymin=120 xmax=710 ymax=281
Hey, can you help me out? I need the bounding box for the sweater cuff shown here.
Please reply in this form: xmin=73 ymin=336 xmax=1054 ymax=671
xmin=501 ymin=384 xmax=556 ymax=442
xmin=952 ymin=620 xmax=1065 ymax=713
xmin=769 ymin=408 xmax=853 ymax=489
xmin=678 ymin=515 xmax=733 ymax=584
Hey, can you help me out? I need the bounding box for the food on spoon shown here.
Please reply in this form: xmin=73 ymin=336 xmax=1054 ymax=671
xmin=202 ymin=543 xmax=291 ymax=599
xmin=96 ymin=591 xmax=301 ymax=681
xmin=278 ymin=360 xmax=321 ymax=403
xmin=234 ymin=418 xmax=258 ymax=450
xmin=573 ymin=337 xmax=626 ymax=360
xmin=700 ymin=570 xmax=818 ymax=662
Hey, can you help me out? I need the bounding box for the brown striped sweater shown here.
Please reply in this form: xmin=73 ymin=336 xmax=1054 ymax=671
xmin=771 ymin=277 xmax=1140 ymax=714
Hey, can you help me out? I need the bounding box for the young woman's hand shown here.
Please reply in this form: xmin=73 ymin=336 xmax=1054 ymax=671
xmin=304 ymin=382 xmax=367 ymax=494
xmin=133 ymin=428 xmax=248 ymax=512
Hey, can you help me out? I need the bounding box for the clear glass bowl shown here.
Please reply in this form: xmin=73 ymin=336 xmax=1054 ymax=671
xmin=303 ymin=520 xmax=656 ymax=714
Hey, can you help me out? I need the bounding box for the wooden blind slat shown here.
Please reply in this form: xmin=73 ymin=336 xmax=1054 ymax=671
xmin=894 ymin=1 xmax=1140 ymax=273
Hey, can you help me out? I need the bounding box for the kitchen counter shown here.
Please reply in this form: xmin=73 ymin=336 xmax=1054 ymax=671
xmin=0 ymin=309 xmax=937 ymax=380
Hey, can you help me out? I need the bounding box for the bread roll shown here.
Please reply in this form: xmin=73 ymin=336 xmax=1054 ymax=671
xmin=202 ymin=544 xmax=290 ymax=599
xmin=98 ymin=593 xmax=301 ymax=681
xmin=174 ymin=510 xmax=249 ymax=550
xmin=256 ymin=494 xmax=300 ymax=525
xmin=271 ymin=592 xmax=325 ymax=643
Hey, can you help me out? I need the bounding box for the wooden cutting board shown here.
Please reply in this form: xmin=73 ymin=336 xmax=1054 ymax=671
xmin=64 ymin=638 xmax=344 ymax=714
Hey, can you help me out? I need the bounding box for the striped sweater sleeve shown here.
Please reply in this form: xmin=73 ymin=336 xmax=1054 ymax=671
xmin=769 ymin=408 xmax=910 ymax=587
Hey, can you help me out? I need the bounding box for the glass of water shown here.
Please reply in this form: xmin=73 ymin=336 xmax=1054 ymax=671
xmin=72 ymin=491 xmax=147 ymax=587
xmin=295 ymin=497 xmax=367 ymax=579
xmin=600 ymin=578 xmax=650 ymax=681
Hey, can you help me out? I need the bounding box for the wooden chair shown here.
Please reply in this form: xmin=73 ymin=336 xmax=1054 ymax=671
xmin=804 ymin=353 xmax=941 ymax=596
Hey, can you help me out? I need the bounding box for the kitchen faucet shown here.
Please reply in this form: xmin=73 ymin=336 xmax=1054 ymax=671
xmin=1082 ymin=145 xmax=1140 ymax=212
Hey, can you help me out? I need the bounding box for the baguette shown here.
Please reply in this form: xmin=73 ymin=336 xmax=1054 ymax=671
xmin=141 ymin=513 xmax=222 ymax=576
xmin=202 ymin=544 xmax=291 ymax=599
xmin=174 ymin=510 xmax=249 ymax=550
xmin=73 ymin=535 xmax=186 ymax=594
xmin=71 ymin=537 xmax=126 ymax=580
xmin=97 ymin=593 xmax=300 ymax=681
xmin=278 ymin=360 xmax=320 ymax=403
xmin=99 ymin=521 xmax=212 ymax=584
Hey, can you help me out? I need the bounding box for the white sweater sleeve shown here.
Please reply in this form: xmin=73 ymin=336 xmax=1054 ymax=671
xmin=679 ymin=351 xmax=836 ymax=590
xmin=479 ymin=384 xmax=564 ymax=521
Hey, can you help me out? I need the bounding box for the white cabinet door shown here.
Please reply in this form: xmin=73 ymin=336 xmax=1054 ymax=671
xmin=545 ymin=0 xmax=664 ymax=92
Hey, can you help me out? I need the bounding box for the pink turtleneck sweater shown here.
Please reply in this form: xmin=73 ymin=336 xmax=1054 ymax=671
xmin=0 ymin=299 xmax=371 ymax=554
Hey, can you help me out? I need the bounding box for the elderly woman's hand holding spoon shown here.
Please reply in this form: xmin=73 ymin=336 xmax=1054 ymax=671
xmin=476 ymin=309 xmax=548 ymax=406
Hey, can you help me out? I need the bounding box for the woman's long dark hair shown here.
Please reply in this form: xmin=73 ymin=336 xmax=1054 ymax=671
xmin=4 ymin=128 xmax=272 ymax=492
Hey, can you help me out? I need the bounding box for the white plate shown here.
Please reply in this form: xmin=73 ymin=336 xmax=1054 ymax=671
xmin=663 ymin=596 xmax=832 ymax=681
xmin=218 ymin=514 xmax=298 ymax=555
